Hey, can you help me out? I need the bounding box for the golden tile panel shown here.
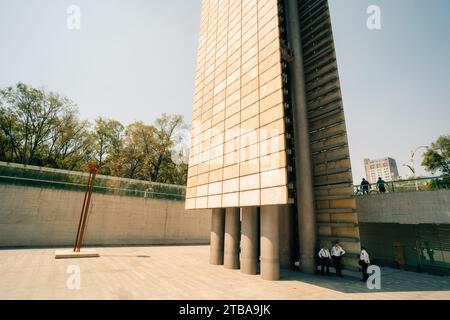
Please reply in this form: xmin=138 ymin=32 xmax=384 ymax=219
xmin=186 ymin=0 xmax=288 ymax=209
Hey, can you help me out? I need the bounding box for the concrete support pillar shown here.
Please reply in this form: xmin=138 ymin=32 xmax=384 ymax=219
xmin=210 ymin=208 xmax=225 ymax=265
xmin=279 ymin=205 xmax=295 ymax=269
xmin=241 ymin=207 xmax=259 ymax=275
xmin=260 ymin=206 xmax=280 ymax=281
xmin=224 ymin=208 xmax=240 ymax=269
xmin=286 ymin=0 xmax=317 ymax=274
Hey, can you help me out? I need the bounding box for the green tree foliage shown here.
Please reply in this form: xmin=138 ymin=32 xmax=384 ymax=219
xmin=422 ymin=135 xmax=450 ymax=176
xmin=0 ymin=83 xmax=85 ymax=166
xmin=110 ymin=121 xmax=155 ymax=180
xmin=92 ymin=118 xmax=124 ymax=174
xmin=0 ymin=83 xmax=188 ymax=185
xmin=46 ymin=112 xmax=93 ymax=171
xmin=110 ymin=114 xmax=188 ymax=184
xmin=150 ymin=114 xmax=187 ymax=183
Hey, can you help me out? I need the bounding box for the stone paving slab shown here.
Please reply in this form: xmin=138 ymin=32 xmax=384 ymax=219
xmin=0 ymin=246 xmax=449 ymax=300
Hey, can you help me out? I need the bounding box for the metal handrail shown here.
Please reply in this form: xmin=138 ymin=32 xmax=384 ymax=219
xmin=0 ymin=161 xmax=186 ymax=201
xmin=0 ymin=161 xmax=185 ymax=189
xmin=354 ymin=176 xmax=449 ymax=195
xmin=0 ymin=175 xmax=185 ymax=199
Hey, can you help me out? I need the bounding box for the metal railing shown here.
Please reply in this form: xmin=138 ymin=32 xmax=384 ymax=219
xmin=0 ymin=161 xmax=186 ymax=201
xmin=354 ymin=176 xmax=450 ymax=195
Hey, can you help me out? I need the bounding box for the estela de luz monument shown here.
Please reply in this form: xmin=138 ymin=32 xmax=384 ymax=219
xmin=185 ymin=0 xmax=360 ymax=280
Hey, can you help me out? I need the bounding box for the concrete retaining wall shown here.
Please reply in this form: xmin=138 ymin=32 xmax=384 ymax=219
xmin=357 ymin=190 xmax=450 ymax=224
xmin=0 ymin=184 xmax=211 ymax=247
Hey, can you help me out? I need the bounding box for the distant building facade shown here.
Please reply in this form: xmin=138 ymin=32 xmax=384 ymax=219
xmin=364 ymin=158 xmax=400 ymax=184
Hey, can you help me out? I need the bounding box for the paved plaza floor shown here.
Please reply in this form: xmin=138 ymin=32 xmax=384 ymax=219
xmin=1 ymin=245 xmax=449 ymax=300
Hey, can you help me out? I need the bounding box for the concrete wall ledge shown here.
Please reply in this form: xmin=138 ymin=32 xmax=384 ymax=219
xmin=357 ymin=189 xmax=450 ymax=224
xmin=0 ymin=185 xmax=211 ymax=247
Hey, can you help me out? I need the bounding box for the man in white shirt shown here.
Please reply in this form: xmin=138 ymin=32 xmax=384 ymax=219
xmin=359 ymin=247 xmax=371 ymax=281
xmin=318 ymin=247 xmax=331 ymax=276
xmin=331 ymin=241 xmax=346 ymax=277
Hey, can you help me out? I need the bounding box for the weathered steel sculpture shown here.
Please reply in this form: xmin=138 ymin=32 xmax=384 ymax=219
xmin=73 ymin=163 xmax=100 ymax=252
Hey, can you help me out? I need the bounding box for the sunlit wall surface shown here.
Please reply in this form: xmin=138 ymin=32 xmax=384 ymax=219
xmin=186 ymin=0 xmax=289 ymax=209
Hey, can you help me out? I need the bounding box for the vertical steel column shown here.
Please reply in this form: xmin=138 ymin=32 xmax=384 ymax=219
xmin=224 ymin=208 xmax=241 ymax=269
xmin=210 ymin=208 xmax=226 ymax=265
xmin=260 ymin=206 xmax=280 ymax=280
xmin=241 ymin=207 xmax=259 ymax=275
xmin=286 ymin=0 xmax=317 ymax=274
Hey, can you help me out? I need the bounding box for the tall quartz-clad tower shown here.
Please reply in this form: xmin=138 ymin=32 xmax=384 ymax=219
xmin=186 ymin=0 xmax=360 ymax=280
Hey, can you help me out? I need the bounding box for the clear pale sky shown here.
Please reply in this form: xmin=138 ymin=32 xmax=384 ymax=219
xmin=1 ymin=0 xmax=449 ymax=182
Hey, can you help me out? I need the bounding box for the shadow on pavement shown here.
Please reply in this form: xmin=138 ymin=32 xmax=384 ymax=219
xmin=280 ymin=267 xmax=450 ymax=294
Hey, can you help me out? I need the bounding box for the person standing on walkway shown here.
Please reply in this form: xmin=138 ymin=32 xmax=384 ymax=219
xmin=361 ymin=178 xmax=370 ymax=195
xmin=377 ymin=177 xmax=387 ymax=193
xmin=331 ymin=241 xmax=346 ymax=277
xmin=359 ymin=247 xmax=371 ymax=282
xmin=318 ymin=247 xmax=331 ymax=276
